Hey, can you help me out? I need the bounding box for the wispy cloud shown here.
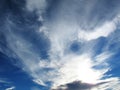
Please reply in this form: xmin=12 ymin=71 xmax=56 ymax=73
xmin=5 ymin=86 xmax=15 ymax=90
xmin=26 ymin=0 xmax=47 ymax=13
xmin=1 ymin=0 xmax=120 ymax=90
xmin=78 ymin=15 xmax=120 ymax=41
xmin=26 ymin=0 xmax=47 ymax=22
xmin=0 ymin=78 xmax=12 ymax=84
xmin=92 ymin=77 xmax=120 ymax=90
xmin=0 ymin=78 xmax=15 ymax=90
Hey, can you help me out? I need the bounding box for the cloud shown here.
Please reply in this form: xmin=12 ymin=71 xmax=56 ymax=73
xmin=94 ymin=51 xmax=113 ymax=67
xmin=52 ymin=78 xmax=120 ymax=90
xmin=0 ymin=79 xmax=15 ymax=90
xmin=42 ymin=1 xmax=120 ymax=88
xmin=0 ymin=79 xmax=9 ymax=84
xmin=52 ymin=81 xmax=95 ymax=90
xmin=26 ymin=0 xmax=47 ymax=13
xmin=49 ymin=51 xmax=115 ymax=89
xmin=1 ymin=0 xmax=120 ymax=90
xmin=26 ymin=0 xmax=47 ymax=22
xmin=5 ymin=86 xmax=15 ymax=90
xmin=0 ymin=78 xmax=12 ymax=85
xmin=92 ymin=77 xmax=120 ymax=90
xmin=33 ymin=79 xmax=46 ymax=86
xmin=78 ymin=16 xmax=120 ymax=41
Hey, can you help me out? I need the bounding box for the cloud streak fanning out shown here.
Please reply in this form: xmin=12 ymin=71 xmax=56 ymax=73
xmin=1 ymin=0 xmax=120 ymax=90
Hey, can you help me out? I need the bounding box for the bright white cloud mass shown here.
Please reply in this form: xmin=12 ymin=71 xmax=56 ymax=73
xmin=25 ymin=0 xmax=120 ymax=89
xmin=1 ymin=0 xmax=120 ymax=90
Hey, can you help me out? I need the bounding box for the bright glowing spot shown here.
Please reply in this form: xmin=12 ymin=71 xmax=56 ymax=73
xmin=52 ymin=54 xmax=108 ymax=88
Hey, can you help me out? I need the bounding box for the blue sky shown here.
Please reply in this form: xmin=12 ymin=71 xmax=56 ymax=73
xmin=0 ymin=0 xmax=120 ymax=90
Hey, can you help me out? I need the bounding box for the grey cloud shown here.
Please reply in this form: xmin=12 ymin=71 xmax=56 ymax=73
xmin=52 ymin=81 xmax=95 ymax=90
xmin=52 ymin=81 xmax=108 ymax=90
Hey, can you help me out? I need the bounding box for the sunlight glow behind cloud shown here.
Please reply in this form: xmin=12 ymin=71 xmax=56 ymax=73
xmin=24 ymin=0 xmax=120 ymax=89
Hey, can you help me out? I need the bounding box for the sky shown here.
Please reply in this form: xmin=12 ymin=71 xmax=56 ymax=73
xmin=0 ymin=0 xmax=120 ymax=90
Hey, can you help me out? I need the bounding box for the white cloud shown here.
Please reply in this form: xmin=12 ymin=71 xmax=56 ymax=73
xmin=78 ymin=16 xmax=120 ymax=41
xmin=33 ymin=79 xmax=46 ymax=86
xmin=5 ymin=86 xmax=15 ymax=90
xmin=3 ymin=0 xmax=120 ymax=90
xmin=42 ymin=3 xmax=120 ymax=89
xmin=51 ymin=54 xmax=109 ymax=89
xmin=92 ymin=77 xmax=120 ymax=90
xmin=94 ymin=51 xmax=113 ymax=66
